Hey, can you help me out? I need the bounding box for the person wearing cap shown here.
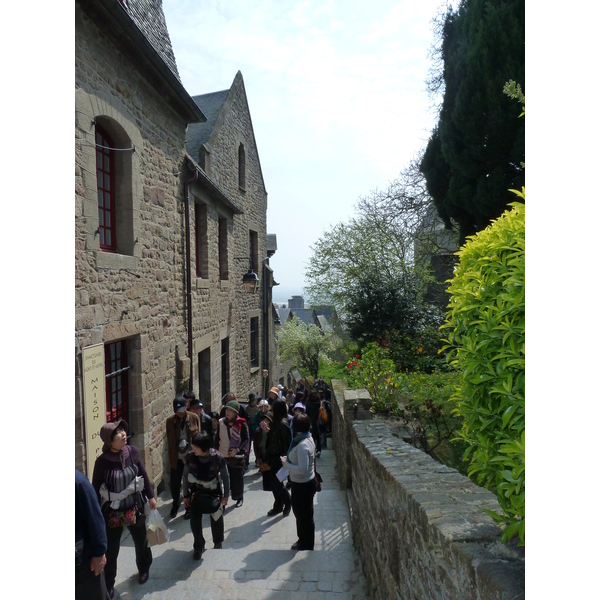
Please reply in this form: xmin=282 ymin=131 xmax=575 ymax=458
xmin=91 ymin=420 xmax=157 ymax=598
xmin=213 ymin=400 xmax=250 ymax=508
xmin=188 ymin=398 xmax=213 ymax=439
xmin=166 ymin=396 xmax=201 ymax=518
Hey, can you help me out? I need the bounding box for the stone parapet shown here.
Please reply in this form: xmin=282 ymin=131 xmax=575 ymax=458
xmin=330 ymin=380 xmax=524 ymax=600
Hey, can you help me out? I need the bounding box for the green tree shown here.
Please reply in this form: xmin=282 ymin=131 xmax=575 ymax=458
xmin=420 ymin=0 xmax=525 ymax=243
xmin=276 ymin=316 xmax=332 ymax=379
xmin=442 ymin=197 xmax=525 ymax=545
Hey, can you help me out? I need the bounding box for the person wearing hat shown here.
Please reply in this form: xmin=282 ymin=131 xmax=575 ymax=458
xmin=166 ymin=396 xmax=201 ymax=518
xmin=91 ymin=420 xmax=157 ymax=598
xmin=245 ymin=392 xmax=259 ymax=421
xmin=219 ymin=392 xmax=250 ymax=422
xmin=268 ymin=386 xmax=280 ymax=403
xmin=213 ymin=399 xmax=250 ymax=508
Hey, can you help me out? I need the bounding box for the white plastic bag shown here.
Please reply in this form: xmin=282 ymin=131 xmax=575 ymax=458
xmin=146 ymin=509 xmax=169 ymax=546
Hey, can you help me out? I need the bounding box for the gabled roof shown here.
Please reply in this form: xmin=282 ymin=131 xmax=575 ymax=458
xmin=276 ymin=308 xmax=293 ymax=323
xmin=185 ymin=71 xmax=267 ymax=194
xmin=187 ymin=89 xmax=230 ymax=154
xmin=312 ymin=305 xmax=337 ymax=321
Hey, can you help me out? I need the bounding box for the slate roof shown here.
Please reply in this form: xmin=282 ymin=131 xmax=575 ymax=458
xmin=122 ymin=0 xmax=180 ymax=81
xmin=312 ymin=305 xmax=337 ymax=321
xmin=186 ymin=90 xmax=230 ymax=159
xmin=276 ymin=308 xmax=292 ymax=324
xmin=291 ymin=309 xmax=319 ymax=327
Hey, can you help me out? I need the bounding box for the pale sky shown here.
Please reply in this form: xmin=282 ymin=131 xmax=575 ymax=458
xmin=162 ymin=0 xmax=449 ymax=302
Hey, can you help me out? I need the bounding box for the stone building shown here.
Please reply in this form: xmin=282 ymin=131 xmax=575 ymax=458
xmin=184 ymin=70 xmax=278 ymax=404
xmin=75 ymin=0 xmax=277 ymax=490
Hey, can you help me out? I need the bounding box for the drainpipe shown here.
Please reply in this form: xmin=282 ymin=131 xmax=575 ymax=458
xmin=184 ymin=168 xmax=198 ymax=392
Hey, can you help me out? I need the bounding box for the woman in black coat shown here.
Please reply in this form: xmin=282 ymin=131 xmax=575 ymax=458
xmin=259 ymin=399 xmax=292 ymax=516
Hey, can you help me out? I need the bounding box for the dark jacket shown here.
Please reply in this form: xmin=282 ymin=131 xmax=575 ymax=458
xmin=75 ymin=470 xmax=107 ymax=560
xmin=265 ymin=418 xmax=292 ymax=469
xmin=166 ymin=411 xmax=201 ymax=470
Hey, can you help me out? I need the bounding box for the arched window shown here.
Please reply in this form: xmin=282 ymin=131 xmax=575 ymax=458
xmin=93 ymin=117 xmax=135 ymax=257
xmin=238 ymin=143 xmax=246 ymax=189
xmin=95 ymin=124 xmax=116 ymax=251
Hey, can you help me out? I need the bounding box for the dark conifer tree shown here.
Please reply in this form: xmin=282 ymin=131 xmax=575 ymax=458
xmin=420 ymin=0 xmax=525 ymax=243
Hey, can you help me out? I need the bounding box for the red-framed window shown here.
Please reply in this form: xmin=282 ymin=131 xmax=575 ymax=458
xmin=96 ymin=125 xmax=116 ymax=251
xmin=105 ymin=341 xmax=130 ymax=423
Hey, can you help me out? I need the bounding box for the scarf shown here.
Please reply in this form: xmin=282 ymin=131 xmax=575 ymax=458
xmin=287 ymin=431 xmax=311 ymax=456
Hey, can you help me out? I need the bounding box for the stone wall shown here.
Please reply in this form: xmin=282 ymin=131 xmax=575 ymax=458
xmin=330 ymin=380 xmax=524 ymax=600
xmin=75 ymin=7 xmax=271 ymax=491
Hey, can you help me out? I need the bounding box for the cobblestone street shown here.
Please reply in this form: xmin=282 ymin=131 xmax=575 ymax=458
xmin=113 ymin=444 xmax=368 ymax=599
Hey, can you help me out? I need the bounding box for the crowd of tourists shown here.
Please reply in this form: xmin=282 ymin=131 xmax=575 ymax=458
xmin=75 ymin=378 xmax=333 ymax=600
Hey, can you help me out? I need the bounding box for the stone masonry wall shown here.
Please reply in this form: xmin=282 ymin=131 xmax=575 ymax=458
xmin=330 ymin=380 xmax=524 ymax=600
xmin=76 ymin=6 xmax=191 ymax=485
xmin=192 ymin=71 xmax=269 ymax=400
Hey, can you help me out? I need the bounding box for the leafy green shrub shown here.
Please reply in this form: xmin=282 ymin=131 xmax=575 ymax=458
xmin=442 ymin=199 xmax=525 ymax=545
xmin=346 ymin=342 xmax=402 ymax=412
xmin=397 ymin=369 xmax=464 ymax=465
xmin=316 ymin=359 xmax=349 ymax=387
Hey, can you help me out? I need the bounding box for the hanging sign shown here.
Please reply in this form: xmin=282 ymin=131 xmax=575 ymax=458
xmin=82 ymin=343 xmax=106 ymax=480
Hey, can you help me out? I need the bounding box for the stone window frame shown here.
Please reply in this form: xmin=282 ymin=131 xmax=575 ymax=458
xmin=76 ymin=89 xmax=142 ymax=271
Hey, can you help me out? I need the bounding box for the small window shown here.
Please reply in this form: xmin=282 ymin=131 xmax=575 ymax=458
xmin=250 ymin=317 xmax=259 ymax=368
xmin=105 ymin=340 xmax=130 ymax=423
xmin=218 ymin=218 xmax=229 ymax=280
xmin=221 ymin=338 xmax=230 ymax=396
xmin=238 ymin=143 xmax=246 ymax=190
xmin=198 ymin=347 xmax=211 ymax=410
xmin=195 ymin=203 xmax=208 ymax=278
xmin=96 ymin=125 xmax=116 ymax=251
xmin=249 ymin=230 xmax=258 ymax=274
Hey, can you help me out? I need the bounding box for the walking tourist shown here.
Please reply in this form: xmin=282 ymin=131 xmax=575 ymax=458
xmin=182 ymin=432 xmax=230 ymax=558
xmin=166 ymin=396 xmax=200 ymax=518
xmin=92 ymin=420 xmax=157 ymax=598
xmin=305 ymin=389 xmax=323 ymax=457
xmin=281 ymin=412 xmax=318 ymax=551
xmin=260 ymin=398 xmax=292 ymax=517
xmin=213 ymin=400 xmax=250 ymax=508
